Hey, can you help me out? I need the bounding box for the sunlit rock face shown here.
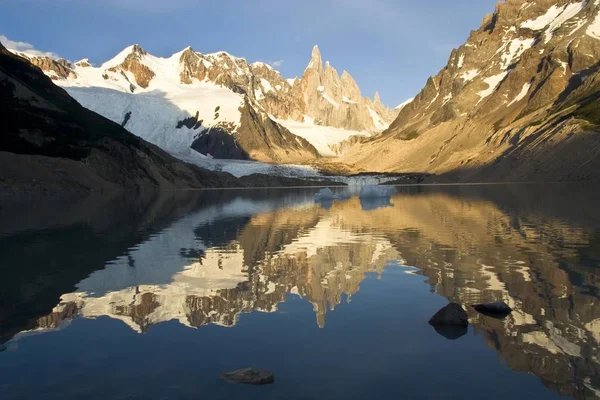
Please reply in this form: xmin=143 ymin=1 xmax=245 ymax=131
xmin=340 ymin=0 xmax=600 ymax=181
xmin=12 ymin=186 xmax=600 ymax=399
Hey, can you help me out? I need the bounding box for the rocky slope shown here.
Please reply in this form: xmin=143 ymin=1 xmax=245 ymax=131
xmin=11 ymin=44 xmax=395 ymax=162
xmin=341 ymin=0 xmax=600 ymax=182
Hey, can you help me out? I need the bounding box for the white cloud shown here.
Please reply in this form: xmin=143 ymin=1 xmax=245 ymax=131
xmin=269 ymin=60 xmax=284 ymax=68
xmin=0 ymin=35 xmax=60 ymax=58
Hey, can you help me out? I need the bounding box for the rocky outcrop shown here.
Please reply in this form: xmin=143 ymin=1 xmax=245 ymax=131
xmin=107 ymin=44 xmax=155 ymax=89
xmin=234 ymin=98 xmax=320 ymax=163
xmin=9 ymin=52 xmax=76 ymax=80
xmin=428 ymin=303 xmax=469 ymax=326
xmin=299 ymin=46 xmax=394 ymax=131
xmin=341 ymin=0 xmax=600 ymax=182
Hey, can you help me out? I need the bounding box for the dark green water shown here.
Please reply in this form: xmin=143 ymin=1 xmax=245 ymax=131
xmin=1 ymin=185 xmax=599 ymax=399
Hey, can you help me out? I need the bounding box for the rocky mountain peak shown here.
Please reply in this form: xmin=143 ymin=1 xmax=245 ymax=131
xmin=308 ymin=45 xmax=323 ymax=72
xmin=130 ymin=44 xmax=146 ymax=56
xmin=74 ymin=58 xmax=92 ymax=68
xmin=373 ymin=91 xmax=383 ymax=106
xmin=106 ymin=44 xmax=155 ymax=89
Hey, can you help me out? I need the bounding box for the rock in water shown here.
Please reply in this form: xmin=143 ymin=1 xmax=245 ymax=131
xmin=359 ymin=185 xmax=393 ymax=199
xmin=432 ymin=325 xmax=468 ymax=341
xmin=428 ymin=303 xmax=469 ymax=327
xmin=314 ymin=188 xmax=335 ymax=201
xmin=471 ymin=302 xmax=512 ymax=319
xmin=220 ymin=368 xmax=275 ymax=385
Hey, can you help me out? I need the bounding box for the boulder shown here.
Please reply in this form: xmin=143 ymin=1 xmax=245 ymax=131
xmin=428 ymin=303 xmax=469 ymax=327
xmin=471 ymin=302 xmax=512 ymax=319
xmin=314 ymin=188 xmax=335 ymax=201
xmin=432 ymin=325 xmax=468 ymax=340
xmin=220 ymin=368 xmax=275 ymax=385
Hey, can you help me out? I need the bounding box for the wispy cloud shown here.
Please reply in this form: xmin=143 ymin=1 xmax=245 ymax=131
xmin=269 ymin=60 xmax=284 ymax=68
xmin=0 ymin=34 xmax=60 ymax=58
xmin=11 ymin=0 xmax=198 ymax=12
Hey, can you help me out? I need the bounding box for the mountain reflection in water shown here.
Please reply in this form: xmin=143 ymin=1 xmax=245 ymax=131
xmin=0 ymin=185 xmax=599 ymax=399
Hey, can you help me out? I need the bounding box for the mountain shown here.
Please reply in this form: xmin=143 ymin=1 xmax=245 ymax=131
xmin=0 ymin=42 xmax=345 ymax=194
xmin=340 ymin=0 xmax=600 ymax=182
xmin=0 ymin=42 xmax=247 ymax=193
xmin=12 ymin=44 xmax=395 ymax=162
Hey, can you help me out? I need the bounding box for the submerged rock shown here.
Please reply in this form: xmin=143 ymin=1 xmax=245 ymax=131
xmin=220 ymin=368 xmax=275 ymax=385
xmin=359 ymin=185 xmax=393 ymax=199
xmin=314 ymin=188 xmax=335 ymax=201
xmin=428 ymin=303 xmax=469 ymax=327
xmin=432 ymin=325 xmax=468 ymax=340
xmin=471 ymin=302 xmax=513 ymax=319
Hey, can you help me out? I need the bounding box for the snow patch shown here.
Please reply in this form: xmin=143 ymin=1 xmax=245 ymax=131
xmin=478 ymin=72 xmax=508 ymax=102
xmin=395 ymin=97 xmax=414 ymax=110
xmin=274 ymin=116 xmax=371 ymax=157
xmin=457 ymin=54 xmax=465 ymax=69
xmin=500 ymin=38 xmax=536 ymax=69
xmin=367 ymin=106 xmax=388 ymax=131
xmin=587 ymin=8 xmax=600 ymax=39
xmin=543 ymin=2 xmax=586 ymax=43
xmin=508 ymin=82 xmax=531 ymax=105
xmin=521 ymin=2 xmax=586 ymax=43
xmin=260 ymin=78 xmax=274 ymax=93
xmin=558 ymin=59 xmax=569 ymax=74
xmin=322 ymin=92 xmax=339 ymax=108
xmin=460 ymin=69 xmax=479 ymax=82
xmin=251 ymin=61 xmax=274 ymax=70
xmin=521 ymin=5 xmax=567 ymax=30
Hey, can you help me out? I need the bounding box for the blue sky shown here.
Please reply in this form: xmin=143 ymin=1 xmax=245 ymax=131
xmin=0 ymin=0 xmax=499 ymax=106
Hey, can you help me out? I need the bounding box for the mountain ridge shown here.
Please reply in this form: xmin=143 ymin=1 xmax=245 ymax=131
xmin=10 ymin=43 xmax=396 ymax=163
xmin=339 ymin=0 xmax=600 ymax=182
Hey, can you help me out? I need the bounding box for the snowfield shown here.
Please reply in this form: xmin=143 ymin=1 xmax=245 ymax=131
xmin=274 ymin=116 xmax=371 ymax=157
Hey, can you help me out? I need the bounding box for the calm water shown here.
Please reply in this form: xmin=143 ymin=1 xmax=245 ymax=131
xmin=1 ymin=185 xmax=599 ymax=399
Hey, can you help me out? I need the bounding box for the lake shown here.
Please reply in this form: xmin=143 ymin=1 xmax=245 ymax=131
xmin=1 ymin=185 xmax=599 ymax=399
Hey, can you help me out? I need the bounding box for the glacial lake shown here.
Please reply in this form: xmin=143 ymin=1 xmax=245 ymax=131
xmin=1 ymin=185 xmax=599 ymax=399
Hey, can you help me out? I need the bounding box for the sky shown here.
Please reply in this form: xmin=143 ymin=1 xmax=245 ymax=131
xmin=0 ymin=0 xmax=499 ymax=107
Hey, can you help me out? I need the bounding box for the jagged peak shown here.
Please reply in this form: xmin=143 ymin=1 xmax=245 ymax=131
xmin=101 ymin=44 xmax=147 ymax=69
xmin=178 ymin=46 xmax=201 ymax=64
xmin=312 ymin=45 xmax=321 ymax=58
xmin=374 ymin=91 xmax=382 ymax=104
xmin=130 ymin=44 xmax=146 ymax=54
xmin=206 ymin=50 xmax=246 ymax=62
xmin=251 ymin=61 xmax=275 ymax=71
xmin=177 ymin=46 xmax=197 ymax=56
xmin=307 ymin=45 xmax=323 ymax=71
xmin=74 ymin=58 xmax=92 ymax=67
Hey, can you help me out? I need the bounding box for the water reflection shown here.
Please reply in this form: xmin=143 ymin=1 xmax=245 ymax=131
xmin=1 ymin=185 xmax=599 ymax=399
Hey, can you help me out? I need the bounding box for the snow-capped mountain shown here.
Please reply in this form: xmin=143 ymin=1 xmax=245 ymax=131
xmin=11 ymin=44 xmax=396 ymax=162
xmin=341 ymin=0 xmax=600 ymax=182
